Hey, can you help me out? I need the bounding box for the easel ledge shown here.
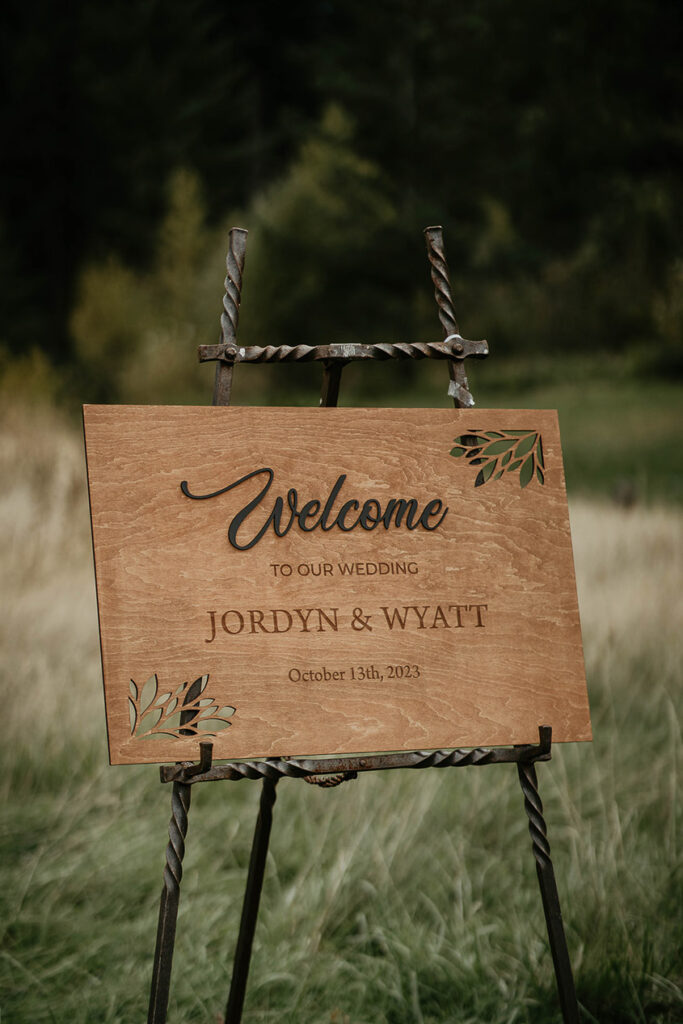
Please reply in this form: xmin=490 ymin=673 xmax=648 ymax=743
xmin=160 ymin=724 xmax=553 ymax=786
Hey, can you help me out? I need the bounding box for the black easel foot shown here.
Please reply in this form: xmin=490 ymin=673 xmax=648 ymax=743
xmin=225 ymin=776 xmax=279 ymax=1024
xmin=517 ymin=750 xmax=580 ymax=1024
xmin=147 ymin=780 xmax=192 ymax=1024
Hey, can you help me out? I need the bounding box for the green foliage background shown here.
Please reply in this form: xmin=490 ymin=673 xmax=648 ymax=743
xmin=1 ymin=0 xmax=682 ymax=401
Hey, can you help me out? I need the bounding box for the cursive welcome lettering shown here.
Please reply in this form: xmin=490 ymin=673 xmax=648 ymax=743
xmin=180 ymin=468 xmax=448 ymax=551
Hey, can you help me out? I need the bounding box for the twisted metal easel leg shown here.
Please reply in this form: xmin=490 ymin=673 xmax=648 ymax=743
xmin=225 ymin=776 xmax=279 ymax=1023
xmin=213 ymin=227 xmax=248 ymax=406
xmin=147 ymin=680 xmax=205 ymax=1024
xmin=517 ymin=760 xmax=580 ymax=1024
xmin=424 ymin=225 xmax=475 ymax=408
xmin=211 ymin=226 xmax=281 ymax=1023
xmin=147 ymin=780 xmax=192 ymax=1024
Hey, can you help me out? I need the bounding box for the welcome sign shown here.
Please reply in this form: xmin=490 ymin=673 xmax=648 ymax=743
xmin=84 ymin=406 xmax=591 ymax=765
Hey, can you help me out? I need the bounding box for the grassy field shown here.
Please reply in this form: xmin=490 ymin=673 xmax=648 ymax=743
xmin=0 ymin=392 xmax=681 ymax=1023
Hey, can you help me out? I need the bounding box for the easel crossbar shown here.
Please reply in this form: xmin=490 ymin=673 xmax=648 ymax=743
xmin=198 ymin=334 xmax=488 ymax=365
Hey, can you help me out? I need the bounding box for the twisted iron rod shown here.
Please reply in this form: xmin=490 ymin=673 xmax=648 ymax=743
xmin=423 ymin=225 xmax=459 ymax=338
xmin=424 ymin=225 xmax=474 ymax=408
xmin=199 ymin=335 xmax=487 ymax=365
xmin=147 ymin=679 xmax=205 ymax=1023
xmin=147 ymin=782 xmax=191 ymax=1024
xmin=518 ymin=761 xmax=552 ymax=868
xmin=517 ymin=759 xmax=580 ymax=1023
xmin=213 ymin=227 xmax=248 ymax=406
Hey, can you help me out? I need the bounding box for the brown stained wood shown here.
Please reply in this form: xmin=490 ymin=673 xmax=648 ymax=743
xmin=83 ymin=406 xmax=591 ymax=765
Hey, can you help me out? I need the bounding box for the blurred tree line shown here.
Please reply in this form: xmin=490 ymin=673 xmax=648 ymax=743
xmin=1 ymin=0 xmax=681 ymax=401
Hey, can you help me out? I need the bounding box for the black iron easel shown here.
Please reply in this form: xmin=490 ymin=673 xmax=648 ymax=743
xmin=146 ymin=226 xmax=580 ymax=1024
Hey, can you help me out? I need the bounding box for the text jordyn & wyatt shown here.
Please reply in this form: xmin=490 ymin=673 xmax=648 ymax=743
xmin=204 ymin=603 xmax=488 ymax=642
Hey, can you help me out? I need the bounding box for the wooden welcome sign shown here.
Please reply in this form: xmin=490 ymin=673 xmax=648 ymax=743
xmin=84 ymin=404 xmax=590 ymax=765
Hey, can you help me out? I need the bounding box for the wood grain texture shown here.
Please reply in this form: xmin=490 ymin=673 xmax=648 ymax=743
xmin=83 ymin=406 xmax=591 ymax=765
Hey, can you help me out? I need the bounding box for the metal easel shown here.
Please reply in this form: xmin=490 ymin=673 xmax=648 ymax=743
xmin=146 ymin=226 xmax=580 ymax=1024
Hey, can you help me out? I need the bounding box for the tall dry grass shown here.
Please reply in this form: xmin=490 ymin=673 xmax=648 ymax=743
xmin=0 ymin=405 xmax=103 ymax=786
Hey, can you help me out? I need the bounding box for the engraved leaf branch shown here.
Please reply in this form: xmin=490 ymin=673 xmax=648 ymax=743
xmin=450 ymin=430 xmax=545 ymax=488
xmin=128 ymin=673 xmax=235 ymax=740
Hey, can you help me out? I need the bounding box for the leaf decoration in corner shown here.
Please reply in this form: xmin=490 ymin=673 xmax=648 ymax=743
xmin=450 ymin=430 xmax=545 ymax=488
xmin=128 ymin=673 xmax=236 ymax=741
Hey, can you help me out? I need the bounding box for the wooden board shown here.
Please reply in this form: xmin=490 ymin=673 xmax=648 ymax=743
xmin=83 ymin=405 xmax=591 ymax=765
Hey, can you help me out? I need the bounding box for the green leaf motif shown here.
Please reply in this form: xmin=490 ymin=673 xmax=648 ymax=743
xmin=450 ymin=430 xmax=545 ymax=490
xmin=515 ymin=433 xmax=536 ymax=458
xmin=128 ymin=673 xmax=236 ymax=741
xmin=483 ymin=438 xmax=517 ymax=456
xmin=520 ymin=455 xmax=534 ymax=488
xmin=475 ymin=459 xmax=498 ymax=487
xmin=536 ymin=438 xmax=545 ymax=469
